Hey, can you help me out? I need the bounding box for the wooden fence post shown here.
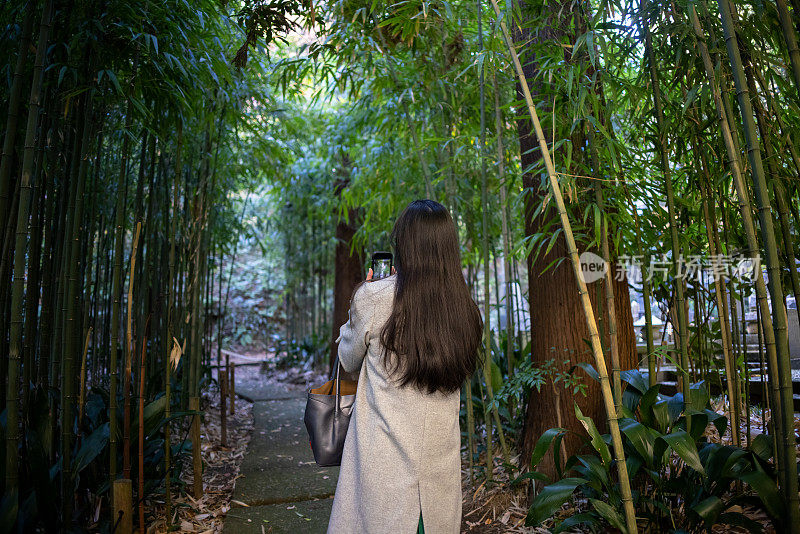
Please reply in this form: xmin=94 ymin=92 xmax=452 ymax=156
xmin=113 ymin=479 xmax=133 ymax=534
xmin=220 ymin=358 xmax=227 ymax=447
xmin=189 ymin=396 xmax=202 ymax=499
xmin=229 ymin=363 xmax=235 ymax=415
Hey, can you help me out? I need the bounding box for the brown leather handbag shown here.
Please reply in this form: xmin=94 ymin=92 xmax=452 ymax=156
xmin=303 ymin=357 xmax=358 ymax=467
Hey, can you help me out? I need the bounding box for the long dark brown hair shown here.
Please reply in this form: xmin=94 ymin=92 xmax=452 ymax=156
xmin=380 ymin=200 xmax=482 ymax=394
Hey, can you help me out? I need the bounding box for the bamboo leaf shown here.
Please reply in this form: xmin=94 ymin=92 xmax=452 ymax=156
xmin=590 ymin=498 xmax=626 ymax=532
xmin=553 ymin=512 xmax=597 ymax=533
xmin=749 ymin=433 xmax=772 ymax=462
xmin=106 ymin=69 xmax=122 ymax=95
xmin=575 ymin=403 xmax=611 ymax=466
xmin=170 ymin=337 xmax=182 ymax=371
xmin=619 ymin=417 xmax=657 ymax=467
xmin=656 ymin=430 xmax=705 ymax=474
xmin=72 ymin=423 xmax=109 ymax=475
xmin=682 ymin=84 xmax=700 ymax=115
xmin=574 ymin=454 xmax=610 ymax=489
xmin=530 ymin=427 xmax=568 ymax=469
xmin=573 ymin=362 xmax=600 ymax=382
xmin=691 ymin=495 xmax=724 ymax=525
xmin=525 ymin=477 xmax=587 ymax=526
xmin=587 ymin=31 xmax=596 ymax=68
xmin=620 ymin=369 xmax=648 ymax=394
xmin=739 ymin=463 xmax=784 ymax=519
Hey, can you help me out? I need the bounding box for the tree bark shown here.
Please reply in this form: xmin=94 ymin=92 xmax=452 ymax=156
xmin=519 ymin=239 xmax=636 ymax=476
xmin=513 ymin=0 xmax=636 ymax=478
xmin=329 ymin=178 xmax=363 ymax=381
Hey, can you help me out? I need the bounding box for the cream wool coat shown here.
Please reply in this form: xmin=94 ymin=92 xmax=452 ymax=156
xmin=326 ymin=275 xmax=462 ymax=534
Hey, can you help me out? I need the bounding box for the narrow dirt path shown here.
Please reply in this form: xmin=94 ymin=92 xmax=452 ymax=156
xmin=223 ymin=369 xmax=338 ymax=533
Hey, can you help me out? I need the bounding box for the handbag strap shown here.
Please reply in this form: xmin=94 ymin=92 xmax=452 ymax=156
xmin=332 ymin=355 xmax=342 ymax=413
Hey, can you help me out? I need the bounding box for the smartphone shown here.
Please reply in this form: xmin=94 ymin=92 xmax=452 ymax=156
xmin=371 ymin=251 xmax=393 ymax=280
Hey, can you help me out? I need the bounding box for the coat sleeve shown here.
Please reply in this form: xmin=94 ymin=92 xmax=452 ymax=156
xmin=336 ymin=286 xmax=372 ymax=373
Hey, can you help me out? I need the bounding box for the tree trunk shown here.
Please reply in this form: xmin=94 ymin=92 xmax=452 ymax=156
xmin=329 ymin=179 xmax=363 ymax=380
xmin=512 ymin=0 xmax=636 ymax=478
xmin=519 ymin=241 xmax=636 ymax=476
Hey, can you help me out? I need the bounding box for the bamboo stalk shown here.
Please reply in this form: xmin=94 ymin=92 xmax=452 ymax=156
xmin=489 ymin=1 xmax=637 ymax=530
xmin=124 ymin=222 xmax=142 ymax=479
xmin=479 ymin=0 xmax=496 ymax=480
xmin=696 ymin=158 xmax=740 ymax=446
xmin=48 ymin=150 xmax=69 ymax=462
xmin=111 ymin=88 xmax=135 ymax=490
xmin=706 ymin=186 xmax=740 ymax=442
xmin=23 ymin=123 xmax=48 ymax=407
xmin=755 ymin=293 xmax=773 ymax=441
xmin=749 ymin=63 xmax=800 ymax=340
xmin=688 ymin=2 xmax=781 ymax=448
xmin=190 ymin=396 xmax=203 ymax=498
xmin=775 ymin=0 xmax=800 ymax=98
xmin=621 ymin=185 xmax=656 ymax=385
xmin=5 ymin=0 xmax=52 ymax=496
xmin=492 ymin=70 xmax=516 ymax=381
xmin=715 ymin=1 xmax=799 ymax=525
xmin=724 ymin=212 xmax=744 ymax=423
xmin=138 ymin=334 xmax=146 ymax=533
xmin=63 ymin=87 xmax=95 ymax=527
xmin=78 ymin=327 xmax=93 ymax=424
xmin=747 ymin=78 xmax=800 ymax=402
xmin=87 ymin=162 xmax=101 ymax=398
xmin=18 ymin=94 xmax=43 ymax=424
xmin=745 ymin=37 xmax=800 ymax=512
xmin=189 ymin=144 xmax=210 ymax=399
xmin=588 ymin=127 xmax=621 ymax=410
xmin=37 ymin=120 xmax=61 ymax=393
xmin=164 ymin=117 xmax=181 ymax=524
xmin=579 ymin=7 xmax=624 ymax=406
xmin=638 ymin=0 xmax=690 ymax=394
xmin=465 ymin=378 xmax=476 ymax=484
xmin=755 ymin=65 xmax=800 ymax=180
xmin=493 ymin=250 xmax=502 ymax=335
xmin=0 ymin=3 xmax=34 ymax=233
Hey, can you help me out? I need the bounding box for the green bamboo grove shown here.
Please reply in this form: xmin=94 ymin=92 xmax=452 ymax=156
xmin=1 ymin=0 xmax=800 ymax=531
xmin=0 ymin=0 xmax=307 ymax=530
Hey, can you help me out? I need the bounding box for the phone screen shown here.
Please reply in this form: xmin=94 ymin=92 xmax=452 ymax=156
xmin=371 ymin=252 xmax=393 ymax=280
